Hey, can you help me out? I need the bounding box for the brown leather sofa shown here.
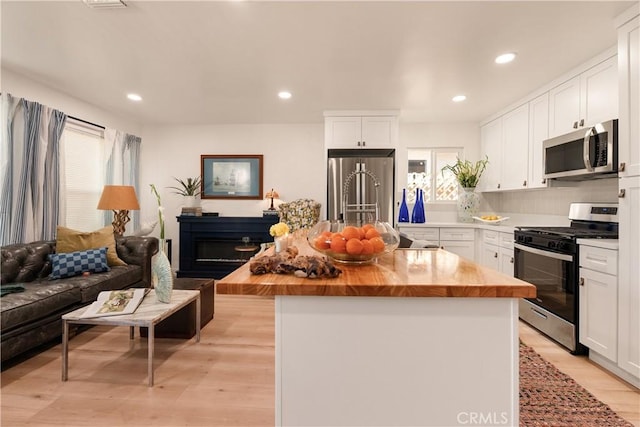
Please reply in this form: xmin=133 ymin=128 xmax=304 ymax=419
xmin=1 ymin=236 xmax=158 ymax=365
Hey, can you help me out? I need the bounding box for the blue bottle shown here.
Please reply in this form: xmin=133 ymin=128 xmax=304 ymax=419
xmin=398 ymin=189 xmax=410 ymax=223
xmin=417 ymin=189 xmax=426 ymax=223
xmin=412 ymin=189 xmax=425 ymax=223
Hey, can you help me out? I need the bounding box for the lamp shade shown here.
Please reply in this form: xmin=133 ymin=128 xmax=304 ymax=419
xmin=97 ymin=185 xmax=140 ymax=210
xmin=265 ymin=189 xmax=280 ymax=199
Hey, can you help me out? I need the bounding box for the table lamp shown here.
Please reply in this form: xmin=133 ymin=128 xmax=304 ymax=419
xmin=265 ymin=188 xmax=279 ymax=210
xmin=97 ymin=185 xmax=140 ymax=236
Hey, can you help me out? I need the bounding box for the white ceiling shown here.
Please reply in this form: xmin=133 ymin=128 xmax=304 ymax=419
xmin=1 ymin=1 xmax=634 ymax=125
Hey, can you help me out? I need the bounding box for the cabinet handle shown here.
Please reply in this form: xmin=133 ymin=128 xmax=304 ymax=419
xmin=494 ymin=252 xmax=498 ymax=258
xmin=542 ymin=178 xmax=546 ymax=184
xmin=620 ymin=162 xmax=626 ymax=172
xmin=579 ymin=119 xmax=584 ymax=127
xmin=497 ymin=183 xmax=501 ymax=189
xmin=510 ymin=257 xmax=514 ymax=264
xmin=618 ymin=189 xmax=626 ymax=198
xmin=573 ymin=121 xmax=578 ymax=129
xmin=362 ymin=141 xmax=366 ymax=147
xmin=523 ymin=180 xmax=527 ymax=187
xmin=579 ymin=277 xmax=585 ymax=286
xmin=357 ymin=141 xmax=361 ymax=147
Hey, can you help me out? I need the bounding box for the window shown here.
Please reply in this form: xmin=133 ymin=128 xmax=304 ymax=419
xmin=61 ymin=121 xmax=105 ymax=231
xmin=407 ymin=148 xmax=462 ymax=203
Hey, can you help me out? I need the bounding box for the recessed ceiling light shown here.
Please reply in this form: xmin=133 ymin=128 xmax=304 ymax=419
xmin=127 ymin=93 xmax=142 ymax=102
xmin=495 ymin=53 xmax=517 ymax=64
xmin=452 ymin=95 xmax=467 ymax=102
xmin=278 ymin=91 xmax=292 ymax=100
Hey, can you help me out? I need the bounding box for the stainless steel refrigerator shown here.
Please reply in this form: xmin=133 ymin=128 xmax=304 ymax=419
xmin=327 ymin=149 xmax=395 ymax=225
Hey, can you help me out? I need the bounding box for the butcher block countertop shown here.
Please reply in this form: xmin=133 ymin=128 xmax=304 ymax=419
xmin=216 ymin=243 xmax=536 ymax=299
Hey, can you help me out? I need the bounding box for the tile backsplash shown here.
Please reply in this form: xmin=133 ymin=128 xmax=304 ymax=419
xmin=481 ymin=178 xmax=619 ymax=216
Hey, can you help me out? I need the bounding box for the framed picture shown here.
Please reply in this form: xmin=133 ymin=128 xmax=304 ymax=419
xmin=201 ymin=154 xmax=263 ymax=199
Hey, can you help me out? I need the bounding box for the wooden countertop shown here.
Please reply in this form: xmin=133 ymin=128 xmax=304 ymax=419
xmin=216 ymin=240 xmax=536 ymax=298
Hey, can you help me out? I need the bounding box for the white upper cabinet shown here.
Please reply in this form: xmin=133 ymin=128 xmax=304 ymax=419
xmin=528 ymin=93 xmax=550 ymax=189
xmin=501 ymin=103 xmax=529 ymax=190
xmin=324 ymin=113 xmax=398 ymax=149
xmin=618 ymin=14 xmax=640 ymax=178
xmin=548 ymin=56 xmax=618 ymax=138
xmin=479 ymin=118 xmax=502 ymax=192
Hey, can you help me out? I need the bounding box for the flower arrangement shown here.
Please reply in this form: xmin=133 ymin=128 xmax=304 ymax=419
xmin=150 ymin=184 xmax=165 ymax=239
xmin=269 ymin=222 xmax=290 ymax=238
xmin=441 ymin=156 xmax=489 ymax=188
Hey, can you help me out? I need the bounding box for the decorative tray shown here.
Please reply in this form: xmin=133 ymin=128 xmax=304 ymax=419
xmin=472 ymin=216 xmax=510 ymax=225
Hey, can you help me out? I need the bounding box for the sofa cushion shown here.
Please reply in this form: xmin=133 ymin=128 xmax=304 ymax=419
xmin=62 ymin=265 xmax=143 ymax=303
xmin=56 ymin=225 xmax=126 ymax=267
xmin=49 ymin=247 xmax=110 ymax=279
xmin=0 ymin=281 xmax=81 ymax=332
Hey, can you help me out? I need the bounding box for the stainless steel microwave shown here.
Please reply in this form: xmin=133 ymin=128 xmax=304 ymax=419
xmin=543 ymin=119 xmax=618 ymax=180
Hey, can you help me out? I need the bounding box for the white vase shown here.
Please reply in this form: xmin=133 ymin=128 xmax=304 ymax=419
xmin=152 ymin=238 xmax=174 ymax=303
xmin=457 ymin=187 xmax=479 ymax=223
xmin=274 ymin=234 xmax=289 ymax=253
xmin=184 ymin=195 xmax=199 ymax=208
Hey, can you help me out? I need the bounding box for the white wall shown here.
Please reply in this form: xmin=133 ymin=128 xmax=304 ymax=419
xmin=140 ymin=123 xmax=324 ymax=266
xmin=1 ymin=68 xmax=143 ymax=135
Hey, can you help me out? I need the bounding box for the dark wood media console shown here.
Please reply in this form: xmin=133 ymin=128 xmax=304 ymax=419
xmin=177 ymin=216 xmax=279 ymax=279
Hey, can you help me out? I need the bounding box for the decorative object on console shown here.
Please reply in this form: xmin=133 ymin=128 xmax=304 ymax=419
xmin=97 ymin=185 xmax=140 ymax=236
xmin=411 ymin=189 xmax=425 ymax=223
xmin=169 ymin=176 xmax=202 ymax=208
xmin=201 ymin=154 xmax=263 ymax=199
xmin=181 ymin=207 xmax=202 ymax=216
xmin=265 ymin=188 xmax=280 ymax=210
xmin=398 ymin=189 xmax=410 ymax=223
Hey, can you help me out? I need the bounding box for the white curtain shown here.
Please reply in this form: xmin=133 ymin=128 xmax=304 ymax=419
xmin=0 ymin=93 xmax=66 ymax=245
xmin=103 ymin=128 xmax=142 ymax=233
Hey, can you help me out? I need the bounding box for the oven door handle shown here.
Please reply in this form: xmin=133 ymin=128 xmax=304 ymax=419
xmin=514 ymin=243 xmax=574 ymax=262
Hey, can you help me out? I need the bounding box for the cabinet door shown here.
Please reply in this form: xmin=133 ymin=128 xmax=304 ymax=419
xmin=499 ymin=246 xmax=514 ymax=277
xmin=549 ymin=75 xmax=581 ymax=138
xmin=360 ymin=116 xmax=398 ymax=148
xmin=501 ymin=104 xmax=529 ymax=190
xmin=528 ymin=93 xmax=550 ymax=189
xmin=579 ymin=268 xmax=618 ymax=362
xmin=325 ymin=117 xmax=361 ymax=148
xmin=580 ymin=56 xmax=618 ymax=128
xmin=479 ymin=119 xmax=502 ymax=191
xmin=481 ymin=243 xmax=500 ymax=270
xmin=617 ymin=176 xmax=640 ymax=378
xmin=440 ymin=240 xmax=475 ymax=261
xmin=618 ymin=17 xmax=640 ymax=178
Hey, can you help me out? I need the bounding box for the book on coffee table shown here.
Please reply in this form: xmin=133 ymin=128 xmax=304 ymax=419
xmin=80 ymin=288 xmax=149 ymax=318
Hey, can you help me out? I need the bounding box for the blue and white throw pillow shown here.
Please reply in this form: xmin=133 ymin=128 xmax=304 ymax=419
xmin=49 ymin=247 xmax=110 ymax=280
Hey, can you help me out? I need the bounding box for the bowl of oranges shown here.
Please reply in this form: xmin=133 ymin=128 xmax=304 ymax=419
xmin=307 ymin=220 xmax=400 ymax=264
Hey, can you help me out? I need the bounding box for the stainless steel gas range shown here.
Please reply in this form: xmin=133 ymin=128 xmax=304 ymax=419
xmin=514 ymin=203 xmax=619 ymax=354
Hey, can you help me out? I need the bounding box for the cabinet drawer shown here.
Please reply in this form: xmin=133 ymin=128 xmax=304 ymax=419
xmin=408 ymin=228 xmax=439 ymax=242
xmin=499 ymin=232 xmax=514 ymax=250
xmin=579 ymin=245 xmax=618 ymax=276
xmin=483 ymin=230 xmax=499 ymax=245
xmin=439 ymin=228 xmax=474 ymax=241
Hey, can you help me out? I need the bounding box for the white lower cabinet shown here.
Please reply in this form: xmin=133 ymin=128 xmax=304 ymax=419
xmin=480 ymin=229 xmax=514 ymax=276
xmin=579 ymin=255 xmax=618 ymax=362
xmin=398 ymin=226 xmax=475 ymax=261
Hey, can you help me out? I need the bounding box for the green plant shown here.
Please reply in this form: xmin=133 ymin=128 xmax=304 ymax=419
xmin=441 ymin=156 xmax=489 ymax=188
xmin=168 ymin=177 xmax=202 ymax=197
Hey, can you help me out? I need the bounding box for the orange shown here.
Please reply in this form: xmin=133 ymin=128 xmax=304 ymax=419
xmin=365 ymin=228 xmax=381 ymax=240
xmin=362 ymin=223 xmax=374 ymax=232
xmin=330 ymin=234 xmax=347 ymax=253
xmin=361 ymin=239 xmax=374 ymax=255
xmin=341 ymin=226 xmax=360 ymax=241
xmin=369 ymin=236 xmax=385 ymax=253
xmin=357 ymin=227 xmax=366 ymax=240
xmin=346 ymin=238 xmax=364 ymax=255
xmin=315 ymin=236 xmax=331 ymax=250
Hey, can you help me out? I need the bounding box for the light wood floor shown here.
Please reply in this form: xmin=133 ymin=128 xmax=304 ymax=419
xmin=2 ymin=294 xmax=639 ymax=427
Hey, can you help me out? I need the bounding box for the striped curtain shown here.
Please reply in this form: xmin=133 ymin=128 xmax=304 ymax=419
xmin=103 ymin=128 xmax=142 ymax=233
xmin=0 ymin=94 xmax=67 ymax=245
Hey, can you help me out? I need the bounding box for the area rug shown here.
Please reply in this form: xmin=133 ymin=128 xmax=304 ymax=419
xmin=520 ymin=343 xmax=634 ymax=426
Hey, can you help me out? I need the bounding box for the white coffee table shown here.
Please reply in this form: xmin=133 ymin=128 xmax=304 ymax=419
xmin=62 ymin=289 xmax=200 ymax=386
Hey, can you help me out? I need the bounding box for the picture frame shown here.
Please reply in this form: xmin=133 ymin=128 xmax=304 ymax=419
xmin=201 ymin=154 xmax=263 ymax=199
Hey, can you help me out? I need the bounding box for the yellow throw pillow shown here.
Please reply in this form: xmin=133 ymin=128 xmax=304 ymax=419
xmin=56 ymin=225 xmax=127 ymax=267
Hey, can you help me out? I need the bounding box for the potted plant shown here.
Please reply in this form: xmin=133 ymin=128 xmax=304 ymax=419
xmin=441 ymin=157 xmax=489 ymax=223
xmin=169 ymin=177 xmax=202 ymax=208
